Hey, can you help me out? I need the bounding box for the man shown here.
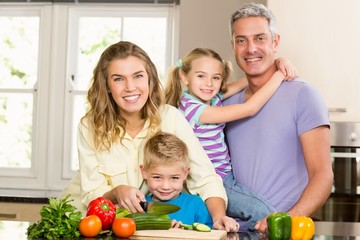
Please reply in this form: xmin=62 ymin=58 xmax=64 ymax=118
xmin=223 ymin=3 xmax=333 ymax=233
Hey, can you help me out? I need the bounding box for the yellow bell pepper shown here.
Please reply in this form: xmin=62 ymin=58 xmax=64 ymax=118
xmin=291 ymin=216 xmax=315 ymax=240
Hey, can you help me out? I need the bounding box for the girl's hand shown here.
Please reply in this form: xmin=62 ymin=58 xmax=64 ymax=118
xmin=113 ymin=185 xmax=146 ymax=213
xmin=213 ymin=216 xmax=240 ymax=233
xmin=275 ymin=57 xmax=298 ymax=81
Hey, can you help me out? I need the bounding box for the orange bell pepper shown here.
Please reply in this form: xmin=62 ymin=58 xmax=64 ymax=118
xmin=291 ymin=216 xmax=315 ymax=240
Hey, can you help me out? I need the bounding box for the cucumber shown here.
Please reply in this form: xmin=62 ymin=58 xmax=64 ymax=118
xmin=192 ymin=222 xmax=211 ymax=232
xmin=126 ymin=213 xmax=172 ymax=230
xmin=179 ymin=223 xmax=193 ymax=230
xmin=116 ymin=208 xmax=131 ymax=218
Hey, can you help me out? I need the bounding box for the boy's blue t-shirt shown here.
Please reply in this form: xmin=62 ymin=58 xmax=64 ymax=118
xmin=145 ymin=192 xmax=213 ymax=228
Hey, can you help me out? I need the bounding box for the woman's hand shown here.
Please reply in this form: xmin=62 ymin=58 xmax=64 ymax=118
xmin=104 ymin=185 xmax=145 ymax=213
xmin=213 ymin=216 xmax=240 ymax=233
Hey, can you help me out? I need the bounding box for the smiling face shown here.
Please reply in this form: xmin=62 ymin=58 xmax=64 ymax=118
xmin=107 ymin=56 xmax=149 ymax=119
xmin=141 ymin=162 xmax=189 ymax=201
xmin=181 ymin=56 xmax=224 ymax=104
xmin=232 ymin=16 xmax=279 ymax=80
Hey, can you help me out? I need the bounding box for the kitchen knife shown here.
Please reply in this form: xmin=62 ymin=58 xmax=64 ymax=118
xmin=140 ymin=201 xmax=180 ymax=214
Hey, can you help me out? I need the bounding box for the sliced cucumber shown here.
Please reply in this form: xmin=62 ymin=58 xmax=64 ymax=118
xmin=179 ymin=223 xmax=193 ymax=230
xmin=192 ymin=222 xmax=211 ymax=232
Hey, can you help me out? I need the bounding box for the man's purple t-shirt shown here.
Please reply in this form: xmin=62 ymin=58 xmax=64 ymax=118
xmin=224 ymin=79 xmax=329 ymax=212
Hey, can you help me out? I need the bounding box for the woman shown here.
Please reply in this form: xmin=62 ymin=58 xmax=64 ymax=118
xmin=60 ymin=41 xmax=238 ymax=232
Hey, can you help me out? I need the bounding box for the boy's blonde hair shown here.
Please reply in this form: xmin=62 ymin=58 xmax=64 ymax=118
xmin=143 ymin=131 xmax=189 ymax=171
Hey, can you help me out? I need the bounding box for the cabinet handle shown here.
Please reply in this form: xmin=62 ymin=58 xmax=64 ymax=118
xmin=328 ymin=108 xmax=347 ymax=112
xmin=331 ymin=152 xmax=360 ymax=158
xmin=0 ymin=213 xmax=17 ymax=219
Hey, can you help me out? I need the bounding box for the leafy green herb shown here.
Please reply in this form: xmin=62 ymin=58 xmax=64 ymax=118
xmin=26 ymin=194 xmax=82 ymax=239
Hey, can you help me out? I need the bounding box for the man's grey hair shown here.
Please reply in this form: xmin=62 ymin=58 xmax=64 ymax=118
xmin=230 ymin=3 xmax=277 ymax=40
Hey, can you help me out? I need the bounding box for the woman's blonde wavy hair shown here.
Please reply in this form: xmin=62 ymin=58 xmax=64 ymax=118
xmin=82 ymin=41 xmax=164 ymax=151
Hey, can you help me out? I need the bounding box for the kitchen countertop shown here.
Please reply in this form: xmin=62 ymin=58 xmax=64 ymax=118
xmin=2 ymin=190 xmax=358 ymax=238
xmin=1 ymin=220 xmax=359 ymax=239
xmin=0 ymin=196 xmax=49 ymax=204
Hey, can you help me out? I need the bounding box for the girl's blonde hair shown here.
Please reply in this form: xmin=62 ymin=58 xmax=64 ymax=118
xmin=143 ymin=131 xmax=189 ymax=171
xmin=83 ymin=41 xmax=164 ymax=150
xmin=164 ymin=48 xmax=232 ymax=107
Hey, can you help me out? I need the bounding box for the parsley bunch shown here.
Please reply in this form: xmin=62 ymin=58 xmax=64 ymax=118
xmin=26 ymin=194 xmax=82 ymax=239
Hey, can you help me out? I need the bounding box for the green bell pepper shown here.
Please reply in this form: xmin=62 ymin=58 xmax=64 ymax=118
xmin=267 ymin=212 xmax=292 ymax=240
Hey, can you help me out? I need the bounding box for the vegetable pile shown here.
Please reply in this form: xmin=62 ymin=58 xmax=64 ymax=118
xmin=267 ymin=212 xmax=315 ymax=240
xmin=27 ymin=195 xmax=214 ymax=239
xmin=26 ymin=194 xmax=82 ymax=239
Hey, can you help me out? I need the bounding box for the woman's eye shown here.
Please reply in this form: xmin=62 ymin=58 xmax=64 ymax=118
xmin=135 ymin=74 xmax=144 ymax=79
xmin=114 ymin=77 xmax=124 ymax=82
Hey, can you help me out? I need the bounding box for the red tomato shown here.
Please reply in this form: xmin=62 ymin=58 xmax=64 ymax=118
xmin=78 ymin=215 xmax=102 ymax=237
xmin=112 ymin=217 xmax=136 ymax=238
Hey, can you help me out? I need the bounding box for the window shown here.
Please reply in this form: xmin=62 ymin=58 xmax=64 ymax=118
xmin=0 ymin=15 xmax=39 ymax=169
xmin=63 ymin=6 xmax=176 ymax=178
xmin=0 ymin=6 xmax=51 ymax=189
xmin=0 ymin=3 xmax=178 ymax=194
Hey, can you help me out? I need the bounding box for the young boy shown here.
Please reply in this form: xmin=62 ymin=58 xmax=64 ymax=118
xmin=140 ymin=131 xmax=213 ymax=228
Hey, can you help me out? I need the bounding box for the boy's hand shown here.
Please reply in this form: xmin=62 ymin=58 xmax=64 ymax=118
xmin=171 ymin=219 xmax=182 ymax=228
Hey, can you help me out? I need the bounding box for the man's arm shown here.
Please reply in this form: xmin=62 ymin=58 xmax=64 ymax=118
xmin=288 ymin=125 xmax=333 ymax=216
xmin=255 ymin=126 xmax=333 ymax=233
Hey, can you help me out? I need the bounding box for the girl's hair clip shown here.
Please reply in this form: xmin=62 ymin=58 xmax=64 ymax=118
xmin=176 ymin=59 xmax=183 ymax=69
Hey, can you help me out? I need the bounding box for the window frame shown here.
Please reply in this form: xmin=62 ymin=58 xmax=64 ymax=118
xmin=0 ymin=3 xmax=179 ymax=194
xmin=0 ymin=5 xmax=52 ymax=189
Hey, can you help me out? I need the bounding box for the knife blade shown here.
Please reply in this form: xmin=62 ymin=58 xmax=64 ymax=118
xmin=140 ymin=201 xmax=180 ymax=214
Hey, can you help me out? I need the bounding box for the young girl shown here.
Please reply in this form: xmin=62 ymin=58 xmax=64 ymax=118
xmin=164 ymin=47 xmax=296 ymax=178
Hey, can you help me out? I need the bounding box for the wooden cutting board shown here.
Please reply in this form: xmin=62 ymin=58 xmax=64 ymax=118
xmin=130 ymin=229 xmax=227 ymax=240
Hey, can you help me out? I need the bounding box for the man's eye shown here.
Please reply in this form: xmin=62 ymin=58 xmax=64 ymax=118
xmin=256 ymin=36 xmax=266 ymax=42
xmin=236 ymin=38 xmax=246 ymax=45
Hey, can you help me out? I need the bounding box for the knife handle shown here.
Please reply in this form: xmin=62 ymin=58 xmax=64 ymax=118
xmin=139 ymin=201 xmax=147 ymax=212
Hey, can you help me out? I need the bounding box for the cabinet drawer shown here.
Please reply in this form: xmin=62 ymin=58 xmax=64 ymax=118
xmin=0 ymin=202 xmax=44 ymax=222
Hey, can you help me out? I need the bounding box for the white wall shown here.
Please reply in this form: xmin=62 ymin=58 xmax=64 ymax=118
xmin=179 ymin=0 xmax=265 ymax=81
xmin=269 ymin=0 xmax=360 ymax=122
xmin=179 ymin=0 xmax=360 ymax=122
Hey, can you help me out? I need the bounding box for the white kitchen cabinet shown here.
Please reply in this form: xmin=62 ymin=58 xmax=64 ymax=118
xmin=268 ymin=0 xmax=360 ymax=122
